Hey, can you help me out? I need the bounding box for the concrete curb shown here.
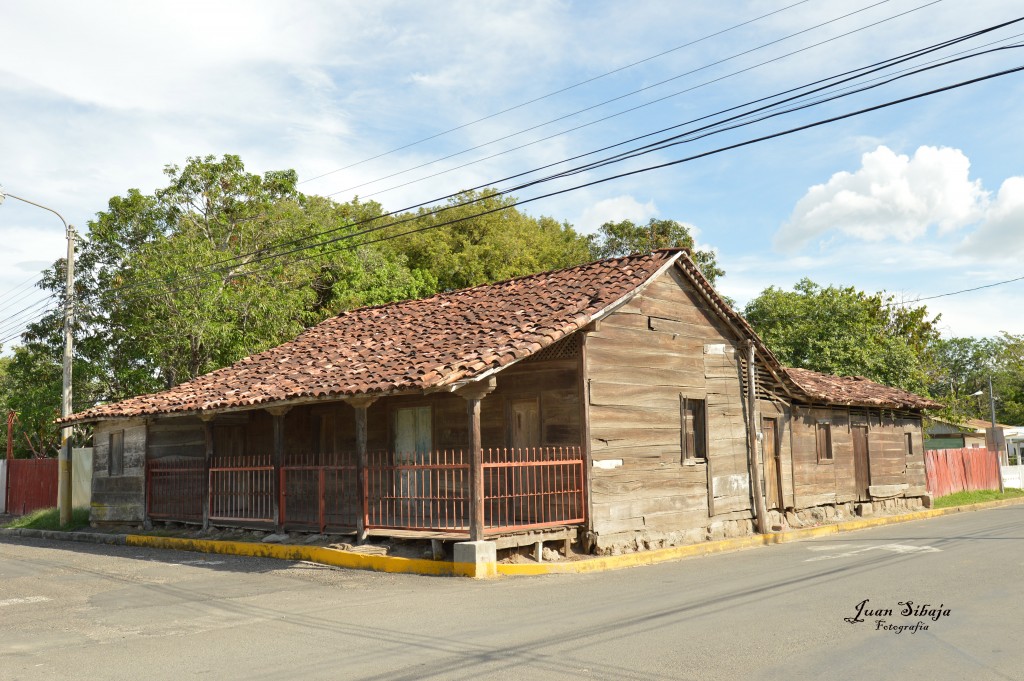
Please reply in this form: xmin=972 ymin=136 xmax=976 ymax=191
xmin=3 ymin=496 xmax=1022 ymax=578
xmin=498 ymin=496 xmax=1024 ymax=576
xmin=0 ymin=527 xmax=126 ymax=545
xmin=123 ymin=535 xmax=485 ymax=578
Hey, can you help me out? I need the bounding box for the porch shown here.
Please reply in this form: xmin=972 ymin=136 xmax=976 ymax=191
xmin=142 ymin=343 xmax=587 ymax=543
xmin=146 ymin=445 xmax=585 ymax=538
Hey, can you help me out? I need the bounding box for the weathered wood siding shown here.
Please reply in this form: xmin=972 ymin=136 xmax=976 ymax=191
xmin=91 ymin=418 xmax=146 ymax=523
xmin=791 ymin=406 xmax=927 ymax=508
xmin=147 ymin=416 xmax=205 ymax=461
xmin=361 ymin=356 xmax=580 ymax=453
xmin=586 ymin=266 xmax=752 ymax=542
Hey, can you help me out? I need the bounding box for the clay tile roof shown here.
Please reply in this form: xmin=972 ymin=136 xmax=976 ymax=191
xmin=784 ymin=367 xmax=942 ymax=410
xmin=63 ymin=250 xmax=684 ymax=424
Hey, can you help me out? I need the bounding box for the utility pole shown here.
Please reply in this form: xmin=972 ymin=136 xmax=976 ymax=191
xmin=0 ymin=188 xmax=75 ymax=524
xmin=746 ymin=341 xmax=768 ymax=534
xmin=61 ymin=224 xmax=76 ymax=521
xmin=989 ymin=376 xmax=1005 ymax=493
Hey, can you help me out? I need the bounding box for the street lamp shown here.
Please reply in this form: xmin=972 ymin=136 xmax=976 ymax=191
xmin=0 ymin=187 xmax=76 ymax=524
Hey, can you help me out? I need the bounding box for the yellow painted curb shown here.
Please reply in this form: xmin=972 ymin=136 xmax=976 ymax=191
xmin=124 ymin=535 xmax=483 ymax=578
xmin=123 ymin=496 xmax=1024 ymax=579
xmin=497 ymin=495 xmax=1024 ymax=576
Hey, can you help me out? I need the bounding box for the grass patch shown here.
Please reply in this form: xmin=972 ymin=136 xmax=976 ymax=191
xmin=2 ymin=506 xmax=91 ymax=531
xmin=933 ymin=488 xmax=1024 ymax=509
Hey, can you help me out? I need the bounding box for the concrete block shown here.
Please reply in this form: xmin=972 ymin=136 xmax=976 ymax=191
xmin=454 ymin=540 xmax=497 ymax=578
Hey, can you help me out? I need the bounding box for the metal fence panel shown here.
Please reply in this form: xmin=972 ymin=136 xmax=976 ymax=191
xmin=5 ymin=458 xmax=58 ymax=515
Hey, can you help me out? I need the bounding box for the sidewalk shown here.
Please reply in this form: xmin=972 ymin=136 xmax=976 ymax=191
xmin=4 ymin=496 xmax=1023 ymax=578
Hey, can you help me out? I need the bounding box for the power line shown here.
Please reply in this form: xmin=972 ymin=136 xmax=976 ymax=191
xmin=70 ymin=24 xmax=1022 ymax=312
xmin=116 ymin=61 xmax=1024 ymax=310
xmin=299 ymin=0 xmax=815 ymax=185
xmin=6 ymin=26 xmax=1018 ymax=353
xmin=208 ymin=44 xmax=1024 ymax=282
xmin=887 ymin=275 xmax=1024 ymax=306
xmin=321 ymin=0 xmax=907 ymax=199
xmin=350 ymin=0 xmax=959 ymax=204
xmin=544 ymin=43 xmax=1024 ymax=181
xmin=0 ymin=272 xmax=46 ymax=307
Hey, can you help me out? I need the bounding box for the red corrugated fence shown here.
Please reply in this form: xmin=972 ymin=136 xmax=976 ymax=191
xmin=925 ymin=447 xmax=1001 ymax=498
xmin=5 ymin=457 xmax=59 ymax=515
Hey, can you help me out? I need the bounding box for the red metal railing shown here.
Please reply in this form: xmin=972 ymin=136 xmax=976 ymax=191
xmin=281 ymin=451 xmax=359 ymax=532
xmin=5 ymin=458 xmax=58 ymax=515
xmin=209 ymin=454 xmax=275 ymax=524
xmin=147 ymin=458 xmax=204 ymax=522
xmin=483 ymin=446 xmax=585 ymax=533
xmin=365 ymin=449 xmax=469 ymax=531
xmin=145 ymin=446 xmax=586 ymax=535
xmin=925 ymin=447 xmax=1001 ymax=498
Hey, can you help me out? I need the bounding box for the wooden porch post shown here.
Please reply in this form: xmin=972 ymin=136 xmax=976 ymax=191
xmin=578 ymin=324 xmax=597 ymax=551
xmin=200 ymin=414 xmax=215 ymax=530
xmin=348 ymin=395 xmax=378 ymax=544
xmin=457 ymin=377 xmax=496 ymax=541
xmin=267 ymin=406 xmax=291 ymax=532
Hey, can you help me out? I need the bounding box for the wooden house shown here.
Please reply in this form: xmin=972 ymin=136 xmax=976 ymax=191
xmin=63 ymin=249 xmax=939 ymax=554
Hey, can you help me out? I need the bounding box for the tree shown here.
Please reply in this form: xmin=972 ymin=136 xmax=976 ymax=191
xmin=991 ymin=333 xmax=1024 ymax=425
xmin=743 ymin=278 xmax=941 ymax=394
xmin=0 ymin=163 xmax=598 ymax=453
xmin=588 ymin=218 xmax=724 ymax=286
xmin=926 ymin=336 xmax=994 ymax=422
xmin=377 ymin=189 xmax=592 ymax=291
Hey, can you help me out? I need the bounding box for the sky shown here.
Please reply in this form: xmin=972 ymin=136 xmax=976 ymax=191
xmin=1 ymin=0 xmax=1023 ymax=343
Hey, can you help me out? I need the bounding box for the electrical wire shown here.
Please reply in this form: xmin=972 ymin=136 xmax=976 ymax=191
xmin=320 ymin=0 xmax=908 ymax=199
xmin=0 ymin=272 xmax=46 ymax=307
xmin=100 ymin=62 xmax=1024 ymax=312
xmin=98 ymin=17 xmax=1019 ymax=304
xmin=4 ymin=29 xmax=1020 ymax=348
xmin=349 ymin=0 xmax=963 ymax=203
xmin=299 ymin=0 xmax=816 ymax=185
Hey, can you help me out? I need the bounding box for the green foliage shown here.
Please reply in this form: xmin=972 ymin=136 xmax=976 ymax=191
xmin=743 ymin=278 xmax=940 ymax=394
xmin=3 ymin=506 xmax=91 ymax=530
xmin=587 ymin=218 xmax=724 ymax=286
xmin=926 ymin=333 xmax=1024 ymax=425
xmin=0 ymin=160 xmax=599 ymax=454
xmin=932 ymin=488 xmax=1024 ymax=508
xmin=377 ymin=190 xmax=592 ymax=291
xmin=991 ymin=333 xmax=1024 ymax=425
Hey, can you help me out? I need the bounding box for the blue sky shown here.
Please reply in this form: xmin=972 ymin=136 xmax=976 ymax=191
xmin=1 ymin=0 xmax=1022 ymax=342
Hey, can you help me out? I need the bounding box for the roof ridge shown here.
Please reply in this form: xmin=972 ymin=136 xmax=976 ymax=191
xmin=334 ymin=249 xmax=681 ymax=318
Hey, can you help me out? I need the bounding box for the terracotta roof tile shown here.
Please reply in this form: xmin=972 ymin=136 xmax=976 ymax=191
xmin=785 ymin=367 xmax=942 ymax=410
xmin=64 ymin=250 xmax=682 ymax=423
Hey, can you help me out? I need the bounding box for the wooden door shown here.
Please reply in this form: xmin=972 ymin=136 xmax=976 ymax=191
xmin=394 ymin=406 xmax=432 ymax=520
xmin=852 ymin=425 xmax=871 ymax=501
xmin=762 ymin=418 xmax=783 ymax=510
xmin=510 ymin=399 xmax=541 ymax=451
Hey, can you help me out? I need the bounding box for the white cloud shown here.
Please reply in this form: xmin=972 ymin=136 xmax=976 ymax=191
xmin=960 ymin=176 xmax=1024 ymax=258
xmin=575 ymin=195 xmax=658 ymax=233
xmin=775 ymin=145 xmax=988 ymax=251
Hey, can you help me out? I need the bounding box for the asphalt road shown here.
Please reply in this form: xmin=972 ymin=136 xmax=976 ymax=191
xmin=1 ymin=507 xmax=1022 ymax=681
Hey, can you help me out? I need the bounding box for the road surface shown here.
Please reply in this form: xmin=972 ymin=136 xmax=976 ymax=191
xmin=1 ymin=506 xmax=1022 ymax=680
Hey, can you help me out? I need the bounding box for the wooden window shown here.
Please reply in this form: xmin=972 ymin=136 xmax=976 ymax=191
xmin=905 ymin=433 xmax=914 ymax=457
xmin=680 ymin=397 xmax=707 ymax=462
xmin=816 ymin=423 xmax=833 ymax=462
xmin=108 ymin=430 xmax=124 ymax=476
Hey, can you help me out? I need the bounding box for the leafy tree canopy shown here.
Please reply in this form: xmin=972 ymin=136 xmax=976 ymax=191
xmin=587 ymin=218 xmax=724 ymax=286
xmin=743 ymin=278 xmax=941 ymax=395
xmin=0 ymin=159 xmax=603 ymax=456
